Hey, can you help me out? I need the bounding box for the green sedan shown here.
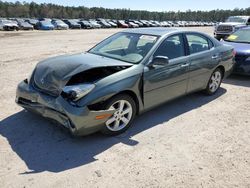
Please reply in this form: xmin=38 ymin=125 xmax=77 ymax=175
xmin=16 ymin=28 xmax=235 ymax=136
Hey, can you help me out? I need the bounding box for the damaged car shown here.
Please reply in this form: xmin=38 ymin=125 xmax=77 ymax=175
xmin=0 ymin=19 xmax=19 ymax=31
xmin=16 ymin=28 xmax=235 ymax=136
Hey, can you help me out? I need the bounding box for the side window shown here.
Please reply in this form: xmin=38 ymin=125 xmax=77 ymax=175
xmin=186 ymin=34 xmax=210 ymax=54
xmin=154 ymin=35 xmax=185 ymax=60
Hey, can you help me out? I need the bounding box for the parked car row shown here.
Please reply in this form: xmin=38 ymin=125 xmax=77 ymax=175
xmin=0 ymin=17 xmax=215 ymax=31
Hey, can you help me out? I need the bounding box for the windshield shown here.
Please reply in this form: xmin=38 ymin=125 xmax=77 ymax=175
xmin=89 ymin=32 xmax=159 ymax=64
xmin=226 ymin=17 xmax=247 ymax=23
xmin=225 ymin=29 xmax=250 ymax=43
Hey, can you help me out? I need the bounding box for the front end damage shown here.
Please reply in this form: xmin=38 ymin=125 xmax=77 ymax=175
xmin=15 ymin=53 xmax=137 ymax=135
xmin=16 ymin=53 xmax=141 ymax=135
xmin=16 ymin=80 xmax=116 ymax=136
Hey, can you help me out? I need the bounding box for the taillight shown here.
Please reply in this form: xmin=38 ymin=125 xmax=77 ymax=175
xmin=232 ymin=50 xmax=237 ymax=57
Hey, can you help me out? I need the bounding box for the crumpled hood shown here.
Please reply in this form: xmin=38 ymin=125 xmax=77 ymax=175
xmin=33 ymin=53 xmax=132 ymax=95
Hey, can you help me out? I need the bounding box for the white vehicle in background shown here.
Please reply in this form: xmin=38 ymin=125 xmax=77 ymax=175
xmin=214 ymin=16 xmax=250 ymax=40
xmin=0 ymin=19 xmax=19 ymax=31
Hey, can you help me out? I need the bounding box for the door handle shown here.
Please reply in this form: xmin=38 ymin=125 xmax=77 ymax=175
xmin=180 ymin=63 xmax=189 ymax=68
xmin=212 ymin=55 xmax=219 ymax=59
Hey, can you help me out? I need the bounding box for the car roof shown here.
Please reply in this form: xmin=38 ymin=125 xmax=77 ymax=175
xmin=122 ymin=27 xmax=192 ymax=36
xmin=123 ymin=27 xmax=178 ymax=36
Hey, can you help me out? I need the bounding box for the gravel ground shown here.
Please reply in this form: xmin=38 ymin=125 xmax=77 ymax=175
xmin=0 ymin=27 xmax=250 ymax=188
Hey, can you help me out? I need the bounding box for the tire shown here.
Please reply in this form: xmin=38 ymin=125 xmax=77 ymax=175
xmin=101 ymin=94 xmax=136 ymax=136
xmin=204 ymin=68 xmax=223 ymax=95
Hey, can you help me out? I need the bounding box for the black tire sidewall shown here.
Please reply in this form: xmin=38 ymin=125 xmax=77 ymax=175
xmin=101 ymin=94 xmax=136 ymax=136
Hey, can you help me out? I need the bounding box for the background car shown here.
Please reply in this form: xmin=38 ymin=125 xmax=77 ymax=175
xmin=0 ymin=19 xmax=19 ymax=31
xmin=117 ymin=20 xmax=129 ymax=28
xmin=88 ymin=20 xmax=101 ymax=28
xmin=37 ymin=20 xmax=54 ymax=30
xmin=51 ymin=19 xmax=69 ymax=30
xmin=63 ymin=19 xmax=81 ymax=29
xmin=96 ymin=19 xmax=112 ymax=28
xmin=25 ymin=18 xmax=39 ymax=29
xmin=16 ymin=19 xmax=33 ymax=30
xmin=107 ymin=20 xmax=117 ymax=28
xmin=78 ymin=20 xmax=93 ymax=29
xmin=214 ymin=16 xmax=250 ymax=40
xmin=222 ymin=27 xmax=250 ymax=75
xmin=125 ymin=21 xmax=139 ymax=28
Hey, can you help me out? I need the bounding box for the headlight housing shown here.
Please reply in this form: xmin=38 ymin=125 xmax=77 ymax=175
xmin=62 ymin=84 xmax=95 ymax=101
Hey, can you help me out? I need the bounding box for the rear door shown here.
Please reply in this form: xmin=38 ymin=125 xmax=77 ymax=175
xmin=184 ymin=33 xmax=219 ymax=92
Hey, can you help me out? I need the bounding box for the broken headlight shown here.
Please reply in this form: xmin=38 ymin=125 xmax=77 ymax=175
xmin=62 ymin=84 xmax=95 ymax=101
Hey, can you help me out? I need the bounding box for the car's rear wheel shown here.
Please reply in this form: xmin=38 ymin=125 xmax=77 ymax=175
xmin=205 ymin=68 xmax=223 ymax=95
xmin=101 ymin=94 xmax=136 ymax=136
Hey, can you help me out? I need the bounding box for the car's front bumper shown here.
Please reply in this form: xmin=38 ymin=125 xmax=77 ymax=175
xmin=16 ymin=81 xmax=115 ymax=136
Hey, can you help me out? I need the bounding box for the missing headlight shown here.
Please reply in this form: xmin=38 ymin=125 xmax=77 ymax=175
xmin=62 ymin=84 xmax=95 ymax=102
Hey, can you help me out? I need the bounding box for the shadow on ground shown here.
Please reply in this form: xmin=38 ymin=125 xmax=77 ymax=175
xmin=224 ymin=74 xmax=250 ymax=87
xmin=0 ymin=88 xmax=226 ymax=174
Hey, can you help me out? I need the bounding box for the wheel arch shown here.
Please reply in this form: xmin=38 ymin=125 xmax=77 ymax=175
xmin=216 ymin=65 xmax=225 ymax=79
xmin=112 ymin=90 xmax=140 ymax=115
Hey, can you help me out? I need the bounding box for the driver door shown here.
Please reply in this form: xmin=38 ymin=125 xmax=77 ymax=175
xmin=143 ymin=34 xmax=190 ymax=109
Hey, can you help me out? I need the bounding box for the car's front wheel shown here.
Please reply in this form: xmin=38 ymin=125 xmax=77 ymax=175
xmin=205 ymin=68 xmax=223 ymax=95
xmin=101 ymin=94 xmax=136 ymax=135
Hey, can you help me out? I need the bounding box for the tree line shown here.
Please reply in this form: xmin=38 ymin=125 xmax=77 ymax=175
xmin=0 ymin=1 xmax=250 ymax=21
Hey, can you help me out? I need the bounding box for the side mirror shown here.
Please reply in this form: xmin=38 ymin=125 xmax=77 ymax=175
xmin=151 ymin=56 xmax=169 ymax=66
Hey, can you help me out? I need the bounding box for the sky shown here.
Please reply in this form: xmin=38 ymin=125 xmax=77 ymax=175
xmin=3 ymin=0 xmax=250 ymax=11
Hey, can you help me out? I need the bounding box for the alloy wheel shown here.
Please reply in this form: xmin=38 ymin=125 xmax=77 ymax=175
xmin=209 ymin=71 xmax=222 ymax=93
xmin=105 ymin=100 xmax=133 ymax=132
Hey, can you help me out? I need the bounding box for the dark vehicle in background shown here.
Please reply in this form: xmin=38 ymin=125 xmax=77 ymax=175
xmin=15 ymin=19 xmax=33 ymax=30
xmin=140 ymin=20 xmax=150 ymax=27
xmin=222 ymin=27 xmax=250 ymax=75
xmin=151 ymin=20 xmax=161 ymax=27
xmin=107 ymin=20 xmax=117 ymax=28
xmin=51 ymin=19 xmax=69 ymax=30
xmin=147 ymin=20 xmax=158 ymax=27
xmin=78 ymin=20 xmax=93 ymax=29
xmin=125 ymin=20 xmax=139 ymax=28
xmin=89 ymin=20 xmax=101 ymax=29
xmin=132 ymin=20 xmax=143 ymax=27
xmin=97 ymin=19 xmax=112 ymax=28
xmin=214 ymin=16 xmax=250 ymax=40
xmin=63 ymin=19 xmax=81 ymax=29
xmin=117 ymin=20 xmax=129 ymax=28
xmin=37 ymin=20 xmax=54 ymax=30
xmin=25 ymin=18 xmax=39 ymax=29
xmin=16 ymin=28 xmax=234 ymax=136
xmin=0 ymin=19 xmax=19 ymax=31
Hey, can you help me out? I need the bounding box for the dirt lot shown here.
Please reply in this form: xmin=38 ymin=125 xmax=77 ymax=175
xmin=0 ymin=27 xmax=250 ymax=188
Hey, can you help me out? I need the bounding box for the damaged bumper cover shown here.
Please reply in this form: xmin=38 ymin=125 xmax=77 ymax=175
xmin=16 ymin=80 xmax=115 ymax=136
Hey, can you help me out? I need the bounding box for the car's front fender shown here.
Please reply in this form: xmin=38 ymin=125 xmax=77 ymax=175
xmin=77 ymin=73 xmax=143 ymax=109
